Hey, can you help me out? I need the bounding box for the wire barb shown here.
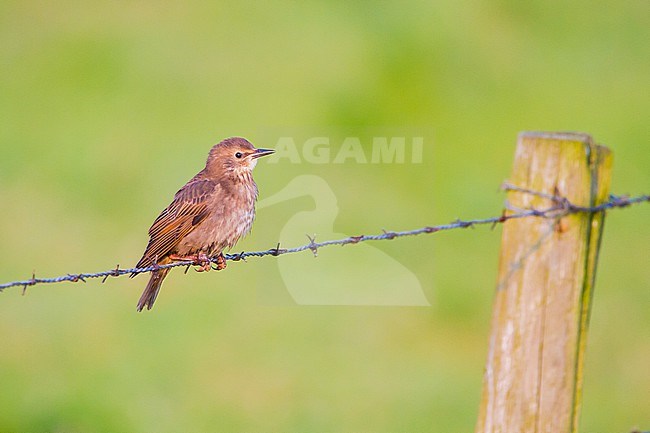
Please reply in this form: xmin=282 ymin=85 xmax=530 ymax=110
xmin=306 ymin=234 xmax=319 ymax=257
xmin=0 ymin=187 xmax=648 ymax=292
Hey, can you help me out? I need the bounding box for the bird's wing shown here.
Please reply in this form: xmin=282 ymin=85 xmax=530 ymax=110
xmin=136 ymin=178 xmax=217 ymax=268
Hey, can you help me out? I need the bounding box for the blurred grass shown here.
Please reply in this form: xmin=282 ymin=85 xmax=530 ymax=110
xmin=1 ymin=0 xmax=649 ymax=432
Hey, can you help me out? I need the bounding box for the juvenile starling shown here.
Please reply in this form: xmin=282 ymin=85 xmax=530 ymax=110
xmin=133 ymin=137 xmax=274 ymax=311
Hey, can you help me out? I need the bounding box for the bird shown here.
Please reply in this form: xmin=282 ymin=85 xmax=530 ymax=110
xmin=133 ymin=137 xmax=274 ymax=311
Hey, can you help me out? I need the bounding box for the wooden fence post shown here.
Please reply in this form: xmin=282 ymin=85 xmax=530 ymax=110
xmin=475 ymin=132 xmax=612 ymax=433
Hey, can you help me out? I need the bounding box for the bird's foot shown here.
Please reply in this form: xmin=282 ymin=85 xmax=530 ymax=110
xmin=169 ymin=253 xmax=212 ymax=272
xmin=213 ymin=253 xmax=227 ymax=271
xmin=195 ymin=252 xmax=212 ymax=272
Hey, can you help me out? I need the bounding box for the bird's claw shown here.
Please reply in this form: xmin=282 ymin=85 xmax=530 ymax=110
xmin=170 ymin=253 xmax=213 ymax=272
xmin=214 ymin=253 xmax=227 ymax=271
xmin=194 ymin=253 xmax=212 ymax=272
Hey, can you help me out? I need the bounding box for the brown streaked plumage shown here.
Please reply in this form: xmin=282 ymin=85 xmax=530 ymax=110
xmin=133 ymin=137 xmax=274 ymax=311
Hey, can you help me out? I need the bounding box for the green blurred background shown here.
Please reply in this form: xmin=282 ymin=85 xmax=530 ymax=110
xmin=1 ymin=1 xmax=648 ymax=432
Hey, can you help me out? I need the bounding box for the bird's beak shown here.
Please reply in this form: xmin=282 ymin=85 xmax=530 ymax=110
xmin=251 ymin=148 xmax=275 ymax=159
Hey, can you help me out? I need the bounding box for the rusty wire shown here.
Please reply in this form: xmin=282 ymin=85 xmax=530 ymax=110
xmin=1 ymin=186 xmax=648 ymax=293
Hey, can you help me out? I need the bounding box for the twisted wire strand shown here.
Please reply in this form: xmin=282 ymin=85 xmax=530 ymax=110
xmin=1 ymin=187 xmax=648 ymax=292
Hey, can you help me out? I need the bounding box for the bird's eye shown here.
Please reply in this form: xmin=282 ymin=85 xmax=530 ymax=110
xmin=235 ymin=152 xmax=243 ymax=159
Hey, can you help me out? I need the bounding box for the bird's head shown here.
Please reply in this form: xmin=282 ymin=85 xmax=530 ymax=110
xmin=206 ymin=137 xmax=274 ymax=178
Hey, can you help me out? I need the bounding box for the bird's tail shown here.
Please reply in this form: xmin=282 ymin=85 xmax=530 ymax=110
xmin=137 ymin=267 xmax=170 ymax=312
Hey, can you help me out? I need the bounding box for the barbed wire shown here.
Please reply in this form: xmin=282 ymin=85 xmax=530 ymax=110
xmin=1 ymin=185 xmax=648 ymax=293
